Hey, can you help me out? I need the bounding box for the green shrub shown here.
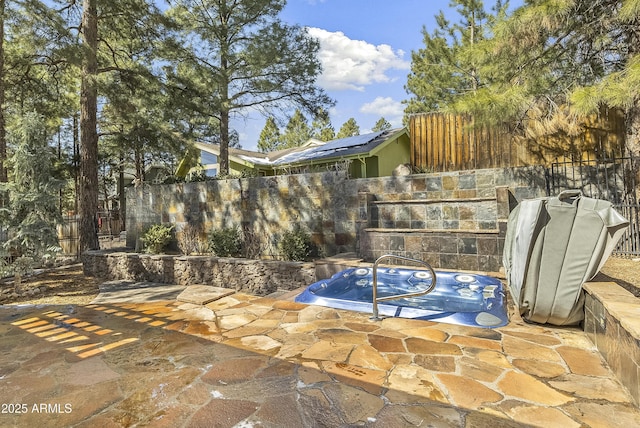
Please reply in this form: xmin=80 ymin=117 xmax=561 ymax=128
xmin=209 ymin=226 xmax=243 ymax=257
xmin=141 ymin=224 xmax=174 ymax=254
xmin=280 ymin=226 xmax=312 ymax=261
xmin=185 ymin=168 xmax=207 ymax=182
xmin=213 ymin=169 xmax=258 ymax=180
xmin=11 ymin=256 xmax=34 ymax=291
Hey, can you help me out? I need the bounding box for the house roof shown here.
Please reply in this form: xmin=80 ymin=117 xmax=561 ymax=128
xmin=270 ymin=128 xmax=405 ymax=166
xmin=193 ymin=142 xmax=269 ymax=168
xmin=195 ymin=127 xmax=408 ymax=169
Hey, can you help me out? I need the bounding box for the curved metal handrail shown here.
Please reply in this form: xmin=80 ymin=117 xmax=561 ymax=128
xmin=371 ymin=254 xmax=437 ymax=321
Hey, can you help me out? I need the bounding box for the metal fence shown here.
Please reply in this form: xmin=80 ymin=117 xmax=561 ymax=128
xmin=548 ymin=155 xmax=639 ymax=258
xmin=614 ymin=201 xmax=640 ymax=257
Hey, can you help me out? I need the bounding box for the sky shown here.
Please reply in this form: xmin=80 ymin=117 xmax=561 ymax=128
xmin=233 ymin=0 xmax=523 ymax=152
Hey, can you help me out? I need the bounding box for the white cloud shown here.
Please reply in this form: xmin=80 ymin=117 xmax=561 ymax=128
xmin=360 ymin=96 xmax=404 ymax=124
xmin=307 ymin=27 xmax=410 ymax=92
xmin=360 ymin=96 xmax=404 ymax=116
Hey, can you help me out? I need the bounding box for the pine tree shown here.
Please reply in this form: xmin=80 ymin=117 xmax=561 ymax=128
xmin=167 ymin=0 xmax=333 ymax=174
xmin=97 ymin=1 xmax=181 ymax=189
xmin=453 ymin=0 xmax=640 ymax=156
xmin=0 ymin=0 xmax=74 ymax=184
xmin=311 ymin=108 xmax=335 ymax=141
xmin=0 ymin=0 xmax=7 ymax=184
xmin=78 ymin=0 xmax=100 ymax=252
xmin=281 ymin=110 xmax=311 ymax=148
xmin=567 ymin=0 xmax=640 ymax=156
xmin=1 ymin=112 xmax=62 ymax=262
xmin=63 ymin=0 xmax=169 ymax=252
xmin=336 ymin=118 xmax=360 ymax=139
xmin=257 ymin=117 xmax=281 ymax=152
xmin=403 ymin=0 xmax=505 ymax=118
xmin=372 ymin=117 xmax=392 ymax=132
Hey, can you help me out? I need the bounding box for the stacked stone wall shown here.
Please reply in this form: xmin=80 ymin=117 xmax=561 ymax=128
xmin=83 ymin=251 xmax=315 ymax=296
xmin=125 ymin=166 xmax=548 ymax=271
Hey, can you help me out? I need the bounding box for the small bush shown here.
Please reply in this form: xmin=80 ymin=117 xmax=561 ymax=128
xmin=213 ymin=169 xmax=258 ymax=180
xmin=279 ymin=226 xmax=312 ymax=261
xmin=141 ymin=224 xmax=174 ymax=254
xmin=209 ymin=226 xmax=243 ymax=257
xmin=11 ymin=256 xmax=34 ymax=291
xmin=185 ymin=168 xmax=207 ymax=182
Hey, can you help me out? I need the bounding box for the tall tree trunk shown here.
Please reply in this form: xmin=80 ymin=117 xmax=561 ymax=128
xmin=73 ymin=112 xmax=79 ymax=213
xmin=118 ymin=152 xmax=125 ymax=231
xmin=218 ymin=3 xmax=229 ymax=176
xmin=627 ymin=106 xmax=640 ymax=158
xmin=134 ymin=144 xmax=143 ymax=183
xmin=0 ymin=0 xmax=7 ymax=184
xmin=78 ymin=0 xmax=99 ymax=253
xmin=220 ymin=107 xmax=229 ymax=175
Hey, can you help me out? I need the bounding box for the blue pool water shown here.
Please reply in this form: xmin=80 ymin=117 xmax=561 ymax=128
xmin=295 ymin=267 xmax=508 ymax=328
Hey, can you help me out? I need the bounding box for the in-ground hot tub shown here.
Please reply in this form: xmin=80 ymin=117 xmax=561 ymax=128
xmin=295 ymin=267 xmax=508 ymax=328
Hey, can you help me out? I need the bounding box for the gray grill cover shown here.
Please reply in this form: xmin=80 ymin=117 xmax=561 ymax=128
xmin=503 ymin=190 xmax=629 ymax=325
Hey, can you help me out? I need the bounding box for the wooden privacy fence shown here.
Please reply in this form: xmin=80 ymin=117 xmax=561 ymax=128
xmin=57 ymin=215 xmax=79 ymax=256
xmin=409 ymin=110 xmax=626 ymax=171
xmin=57 ymin=211 xmax=123 ymax=256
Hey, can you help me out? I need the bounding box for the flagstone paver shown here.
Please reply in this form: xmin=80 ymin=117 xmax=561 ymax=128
xmin=436 ymin=373 xmax=503 ymax=410
xmin=0 ymin=284 xmax=639 ymax=427
xmin=505 ymin=406 xmax=581 ymax=428
xmin=556 ymin=345 xmax=611 ymax=376
xmin=511 ymin=358 xmax=568 ymax=378
xmin=176 ymin=284 xmax=235 ymax=305
xmin=497 ymin=371 xmax=575 ymax=406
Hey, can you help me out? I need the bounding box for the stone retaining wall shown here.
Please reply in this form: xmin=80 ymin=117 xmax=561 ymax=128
xmin=82 ymin=251 xmax=315 ymax=296
xmin=359 ymin=229 xmax=504 ymax=273
xmin=583 ymin=282 xmax=640 ymax=406
xmin=125 ymin=167 xmax=548 ymax=272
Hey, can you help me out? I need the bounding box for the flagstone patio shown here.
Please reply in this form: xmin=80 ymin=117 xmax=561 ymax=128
xmin=0 ymin=279 xmax=638 ymax=427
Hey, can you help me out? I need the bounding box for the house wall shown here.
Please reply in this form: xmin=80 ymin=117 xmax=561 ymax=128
xmin=126 ymin=166 xmax=548 ymax=271
xmin=228 ymin=159 xmax=252 ymax=176
xmin=365 ymin=156 xmax=379 ymax=177
xmin=377 ymin=135 xmax=412 ymax=176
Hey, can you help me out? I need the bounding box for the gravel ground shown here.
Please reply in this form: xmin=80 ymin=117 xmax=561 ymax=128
xmin=0 ymin=264 xmax=100 ymax=306
xmin=595 ymin=256 xmax=640 ymax=297
xmin=0 ymin=257 xmax=638 ymax=306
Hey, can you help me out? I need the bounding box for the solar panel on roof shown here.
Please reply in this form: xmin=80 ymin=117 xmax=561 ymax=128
xmin=314 ymin=131 xmax=383 ymax=152
xmin=231 ymin=129 xmax=401 ymax=167
xmin=273 ymin=130 xmax=387 ymax=165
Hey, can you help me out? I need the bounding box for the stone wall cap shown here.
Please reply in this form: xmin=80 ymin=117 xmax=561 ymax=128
xmin=364 ymin=228 xmax=500 ymax=235
xmin=584 ymin=281 xmax=640 ymax=340
xmin=372 ymin=197 xmax=496 ymax=205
